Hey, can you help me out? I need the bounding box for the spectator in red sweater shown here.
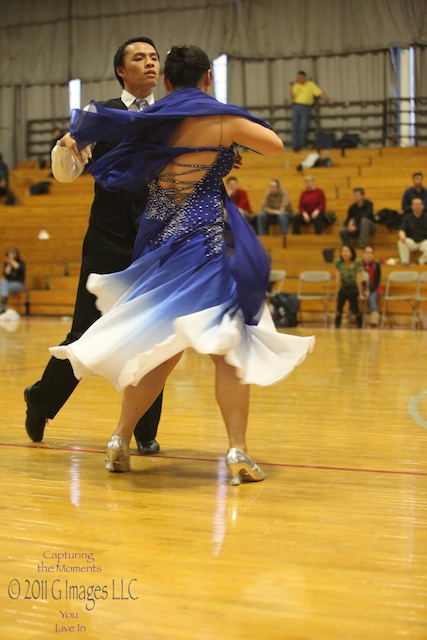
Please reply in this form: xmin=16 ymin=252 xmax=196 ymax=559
xmin=292 ymin=175 xmax=326 ymax=235
xmin=226 ymin=176 xmax=253 ymax=225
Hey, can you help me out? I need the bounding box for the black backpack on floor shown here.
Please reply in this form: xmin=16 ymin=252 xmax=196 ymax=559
xmin=269 ymin=293 xmax=300 ymax=327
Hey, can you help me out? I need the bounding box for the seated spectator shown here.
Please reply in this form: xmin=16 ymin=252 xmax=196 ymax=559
xmin=334 ymin=244 xmax=364 ymax=329
xmin=226 ymin=176 xmax=253 ymax=224
xmin=292 ymin=176 xmax=326 ymax=235
xmin=256 ymin=179 xmax=293 ymax=238
xmin=1 ymin=246 xmax=26 ymax=313
xmin=340 ymin=187 xmax=376 ymax=248
xmin=397 ymin=197 xmax=427 ymax=265
xmin=401 ymin=172 xmax=427 ymax=217
xmin=361 ymin=246 xmax=382 ymax=327
xmin=0 ymin=153 xmax=9 ymax=197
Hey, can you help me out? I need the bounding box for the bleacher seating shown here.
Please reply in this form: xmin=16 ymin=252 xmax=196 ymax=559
xmin=1 ymin=147 xmax=426 ymax=325
xmin=1 ymin=166 xmax=92 ymax=316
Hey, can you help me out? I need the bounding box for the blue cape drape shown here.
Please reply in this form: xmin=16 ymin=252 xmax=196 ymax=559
xmin=70 ymin=87 xmax=275 ymax=325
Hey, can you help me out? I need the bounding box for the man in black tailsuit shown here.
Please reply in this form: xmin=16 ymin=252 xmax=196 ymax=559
xmin=24 ymin=37 xmax=163 ymax=454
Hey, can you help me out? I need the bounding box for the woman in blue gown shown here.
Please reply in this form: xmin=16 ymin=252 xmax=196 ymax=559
xmin=50 ymin=45 xmax=314 ymax=485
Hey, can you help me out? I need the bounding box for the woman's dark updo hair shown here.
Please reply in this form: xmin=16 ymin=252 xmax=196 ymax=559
xmin=165 ymin=45 xmax=211 ymax=89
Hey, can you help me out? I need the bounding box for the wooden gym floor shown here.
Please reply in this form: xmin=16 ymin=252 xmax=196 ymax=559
xmin=0 ymin=317 xmax=426 ymax=639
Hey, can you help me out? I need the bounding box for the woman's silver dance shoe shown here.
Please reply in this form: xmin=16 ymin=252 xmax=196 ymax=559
xmin=105 ymin=435 xmax=131 ymax=472
xmin=225 ymin=448 xmax=265 ymax=485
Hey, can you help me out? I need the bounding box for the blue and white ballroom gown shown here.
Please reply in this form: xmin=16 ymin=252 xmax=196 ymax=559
xmin=50 ymin=89 xmax=314 ymax=391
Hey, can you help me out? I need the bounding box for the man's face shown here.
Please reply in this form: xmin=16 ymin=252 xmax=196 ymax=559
xmin=353 ymin=190 xmax=364 ymax=205
xmin=363 ymin=248 xmax=374 ymax=264
xmin=413 ymin=174 xmax=423 ymax=189
xmin=411 ymin=198 xmax=424 ymax=217
xmin=116 ymin=42 xmax=160 ymax=96
xmin=227 ymin=179 xmax=238 ymax=195
xmin=269 ymin=181 xmax=280 ymax=194
xmin=297 ymin=73 xmax=306 ymax=84
xmin=304 ymin=177 xmax=315 ymax=191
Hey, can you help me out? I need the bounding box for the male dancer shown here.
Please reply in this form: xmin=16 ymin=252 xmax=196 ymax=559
xmin=24 ymin=37 xmax=162 ymax=454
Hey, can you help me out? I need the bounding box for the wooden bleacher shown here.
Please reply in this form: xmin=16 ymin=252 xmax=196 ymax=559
xmin=1 ymin=147 xmax=426 ymax=325
xmin=1 ymin=165 xmax=92 ymax=316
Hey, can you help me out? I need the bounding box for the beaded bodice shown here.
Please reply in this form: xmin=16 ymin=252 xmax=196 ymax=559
xmin=143 ymin=146 xmax=235 ymax=256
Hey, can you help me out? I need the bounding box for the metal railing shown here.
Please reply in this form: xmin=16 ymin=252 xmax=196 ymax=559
xmin=26 ymin=118 xmax=70 ymax=163
xmin=244 ymin=97 xmax=427 ymax=149
xmin=25 ymin=98 xmax=427 ymax=160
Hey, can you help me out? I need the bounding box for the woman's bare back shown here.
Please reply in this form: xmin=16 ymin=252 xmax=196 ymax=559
xmin=159 ymin=116 xmax=226 ymax=203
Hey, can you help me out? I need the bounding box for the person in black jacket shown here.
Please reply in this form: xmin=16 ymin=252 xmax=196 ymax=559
xmin=340 ymin=187 xmax=376 ymax=248
xmin=397 ymin=197 xmax=427 ymax=266
xmin=401 ymin=172 xmax=427 ymax=216
xmin=24 ymin=37 xmax=163 ymax=454
xmin=361 ymin=246 xmax=382 ymax=327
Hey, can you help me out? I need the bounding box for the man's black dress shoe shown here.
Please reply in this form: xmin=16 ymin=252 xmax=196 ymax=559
xmin=135 ymin=438 xmax=160 ymax=455
xmin=24 ymin=386 xmax=47 ymax=442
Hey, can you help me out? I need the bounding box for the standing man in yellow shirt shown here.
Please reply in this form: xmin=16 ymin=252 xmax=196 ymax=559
xmin=290 ymin=71 xmax=333 ymax=151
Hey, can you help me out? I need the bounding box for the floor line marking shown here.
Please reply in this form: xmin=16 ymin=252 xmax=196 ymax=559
xmin=1 ymin=442 xmax=426 ymax=476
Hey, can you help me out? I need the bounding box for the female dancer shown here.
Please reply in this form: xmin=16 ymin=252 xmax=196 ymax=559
xmin=51 ymin=45 xmax=314 ymax=484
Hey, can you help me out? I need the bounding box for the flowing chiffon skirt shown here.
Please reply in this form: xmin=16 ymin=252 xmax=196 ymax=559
xmin=50 ymin=229 xmax=314 ymax=391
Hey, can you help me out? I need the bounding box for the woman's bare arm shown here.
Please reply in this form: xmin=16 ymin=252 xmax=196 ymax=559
xmin=223 ymin=116 xmax=284 ymax=155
